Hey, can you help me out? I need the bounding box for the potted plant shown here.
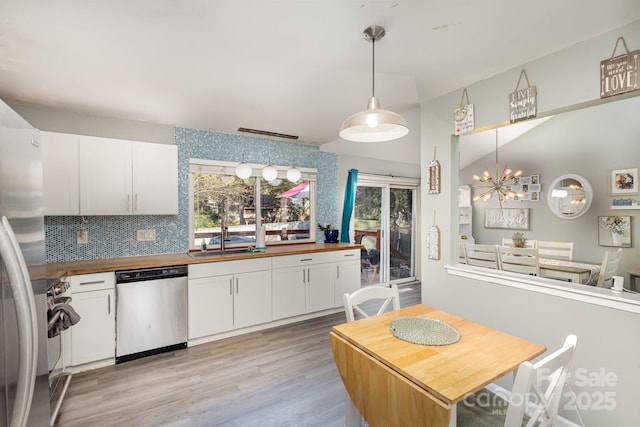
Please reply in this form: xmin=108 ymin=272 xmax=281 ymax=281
xmin=318 ymin=223 xmax=339 ymax=243
xmin=511 ymin=232 xmax=526 ymax=248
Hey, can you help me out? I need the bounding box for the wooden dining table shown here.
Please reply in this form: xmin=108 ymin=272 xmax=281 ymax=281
xmin=539 ymin=257 xmax=601 ymax=284
xmin=330 ymin=304 xmax=546 ymax=427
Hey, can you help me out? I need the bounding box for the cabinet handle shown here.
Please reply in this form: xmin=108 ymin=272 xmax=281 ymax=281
xmin=337 ymin=265 xmax=340 ymax=279
xmin=344 ymin=253 xmax=355 ymax=257
xmin=307 ymin=268 xmax=310 ymax=282
xmin=229 ymin=278 xmax=233 ymax=295
xmin=302 ymin=269 xmax=306 ymax=284
xmin=236 ymin=277 xmax=239 ymax=294
xmin=79 ymin=280 xmax=105 ymax=286
xmin=300 ymin=258 xmax=313 ymax=262
xmin=127 ymin=194 xmax=131 ymax=211
xmin=134 ymin=194 xmax=138 ymax=212
xmin=107 ymin=294 xmax=111 ymax=315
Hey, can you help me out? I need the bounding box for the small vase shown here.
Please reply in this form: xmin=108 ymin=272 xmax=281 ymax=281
xmin=612 ymin=232 xmax=623 ymax=246
xmin=324 ymin=229 xmax=339 ymax=243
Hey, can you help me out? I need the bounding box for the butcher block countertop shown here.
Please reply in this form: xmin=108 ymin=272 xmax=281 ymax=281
xmin=45 ymin=242 xmax=361 ymax=279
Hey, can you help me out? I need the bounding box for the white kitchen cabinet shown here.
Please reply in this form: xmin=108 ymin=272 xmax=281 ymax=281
xmin=66 ymin=272 xmax=115 ymax=366
xmin=41 ymin=131 xmax=80 ymax=215
xmin=272 ymin=252 xmax=334 ymax=320
xmin=333 ymin=249 xmax=361 ymax=308
xmin=78 ymin=135 xmax=178 ymax=215
xmin=188 ymin=258 xmax=272 ymax=339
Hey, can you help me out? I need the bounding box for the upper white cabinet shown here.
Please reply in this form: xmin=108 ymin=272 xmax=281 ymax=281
xmin=42 ymin=131 xmax=178 ymax=215
xmin=42 ymin=132 xmax=80 ymax=215
xmin=79 ymin=136 xmax=178 ymax=215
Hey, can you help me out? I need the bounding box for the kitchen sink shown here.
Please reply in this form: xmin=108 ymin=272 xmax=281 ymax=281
xmin=188 ymin=248 xmax=253 ymax=258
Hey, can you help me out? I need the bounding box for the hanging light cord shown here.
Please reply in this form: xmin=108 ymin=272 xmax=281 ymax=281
xmin=371 ymin=37 xmax=376 ymax=97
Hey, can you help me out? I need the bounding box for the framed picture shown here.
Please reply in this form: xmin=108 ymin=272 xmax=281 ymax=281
xmin=609 ymin=167 xmax=638 ymax=195
xmin=484 ymin=208 xmax=530 ymax=230
xmin=598 ymin=216 xmax=631 ymax=247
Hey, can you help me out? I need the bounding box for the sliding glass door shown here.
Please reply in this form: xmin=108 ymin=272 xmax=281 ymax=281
xmin=355 ymin=175 xmax=418 ymax=286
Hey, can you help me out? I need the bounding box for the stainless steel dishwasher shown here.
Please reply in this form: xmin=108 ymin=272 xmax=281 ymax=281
xmin=115 ymin=265 xmax=188 ymax=363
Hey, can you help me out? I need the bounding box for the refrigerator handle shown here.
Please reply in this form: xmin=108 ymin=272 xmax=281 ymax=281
xmin=0 ymin=217 xmax=38 ymax=427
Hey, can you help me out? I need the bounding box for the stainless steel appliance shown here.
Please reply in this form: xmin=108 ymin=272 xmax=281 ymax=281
xmin=0 ymin=99 xmax=49 ymax=426
xmin=115 ymin=266 xmax=188 ymax=364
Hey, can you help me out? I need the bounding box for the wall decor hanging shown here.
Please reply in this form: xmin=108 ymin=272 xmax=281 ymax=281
xmin=426 ymin=147 xmax=441 ymax=194
xmin=454 ymin=88 xmax=475 ymax=135
xmin=598 ymin=215 xmax=631 ymax=247
xmin=609 ymin=167 xmax=638 ymax=195
xmin=509 ymin=69 xmax=537 ymax=123
xmin=600 ymin=37 xmax=639 ymax=98
xmin=510 ymin=174 xmax=541 ymax=202
xmin=427 ymin=210 xmax=441 ymax=260
xmin=484 ymin=208 xmax=530 ymax=230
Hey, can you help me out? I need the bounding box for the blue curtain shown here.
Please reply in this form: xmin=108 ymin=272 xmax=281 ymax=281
xmin=340 ymin=169 xmax=358 ymax=243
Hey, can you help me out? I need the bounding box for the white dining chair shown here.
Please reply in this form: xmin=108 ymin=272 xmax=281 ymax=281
xmin=458 ymin=334 xmax=578 ymax=427
xmin=497 ymin=246 xmax=540 ymax=276
xmin=537 ymin=240 xmax=574 ymax=260
xmin=343 ymin=284 xmax=400 ymax=322
xmin=463 ymin=243 xmax=499 ymax=269
xmin=596 ymin=248 xmax=623 ymax=288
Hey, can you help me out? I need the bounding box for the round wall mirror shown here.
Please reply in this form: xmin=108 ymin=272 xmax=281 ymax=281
xmin=547 ymin=174 xmax=593 ymax=219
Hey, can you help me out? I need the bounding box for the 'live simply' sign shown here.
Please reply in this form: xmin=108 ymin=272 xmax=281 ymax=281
xmin=509 ymin=69 xmax=537 ymax=123
xmin=600 ymin=37 xmax=640 ymax=98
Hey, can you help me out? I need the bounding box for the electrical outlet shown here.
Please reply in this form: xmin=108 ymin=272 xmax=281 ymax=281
xmin=137 ymin=229 xmax=156 ymax=242
xmin=77 ymin=229 xmax=88 ymax=245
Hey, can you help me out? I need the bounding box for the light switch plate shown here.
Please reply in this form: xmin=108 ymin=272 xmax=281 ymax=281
xmin=137 ymin=229 xmax=156 ymax=242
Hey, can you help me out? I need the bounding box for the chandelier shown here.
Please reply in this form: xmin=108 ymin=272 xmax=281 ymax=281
xmin=472 ymin=129 xmax=523 ymax=207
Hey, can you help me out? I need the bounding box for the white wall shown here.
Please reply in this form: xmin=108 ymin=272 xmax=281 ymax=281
xmin=421 ymin=19 xmax=640 ymax=425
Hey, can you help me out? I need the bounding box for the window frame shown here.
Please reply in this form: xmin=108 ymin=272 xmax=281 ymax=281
xmin=188 ymin=158 xmax=317 ymax=250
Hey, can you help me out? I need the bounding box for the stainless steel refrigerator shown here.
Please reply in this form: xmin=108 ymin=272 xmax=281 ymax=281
xmin=0 ymin=99 xmax=49 ymax=426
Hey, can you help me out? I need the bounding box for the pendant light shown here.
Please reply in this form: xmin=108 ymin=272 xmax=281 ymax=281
xmin=235 ymin=138 xmax=252 ymax=179
xmin=262 ymin=140 xmax=278 ymax=181
xmin=286 ymin=144 xmax=302 ymax=182
xmin=339 ymin=25 xmax=409 ymax=143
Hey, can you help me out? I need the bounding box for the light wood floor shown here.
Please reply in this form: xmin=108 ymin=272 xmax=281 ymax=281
xmin=56 ymin=283 xmax=421 ymax=427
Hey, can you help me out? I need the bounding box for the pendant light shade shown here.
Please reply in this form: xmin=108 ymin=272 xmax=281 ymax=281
xmin=339 ymin=25 xmax=409 ymax=142
xmin=286 ymin=167 xmax=301 ymax=183
xmin=235 ymin=162 xmax=252 ymax=179
xmin=262 ymin=165 xmax=278 ymax=181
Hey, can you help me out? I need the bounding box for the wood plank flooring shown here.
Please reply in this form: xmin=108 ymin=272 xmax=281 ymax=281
xmin=56 ymin=283 xmax=421 ymax=427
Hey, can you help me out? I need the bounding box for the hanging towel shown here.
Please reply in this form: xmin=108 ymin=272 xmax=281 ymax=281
xmin=48 ymin=303 xmax=81 ymax=338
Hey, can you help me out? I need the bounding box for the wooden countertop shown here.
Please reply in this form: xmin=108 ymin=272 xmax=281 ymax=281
xmin=45 ymin=242 xmax=361 ymax=279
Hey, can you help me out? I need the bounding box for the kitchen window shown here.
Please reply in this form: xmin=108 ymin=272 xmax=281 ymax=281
xmin=188 ymin=159 xmax=316 ymax=250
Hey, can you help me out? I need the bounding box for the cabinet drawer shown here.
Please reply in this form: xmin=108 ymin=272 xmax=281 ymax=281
xmin=188 ymin=258 xmax=272 ymax=279
xmin=68 ymin=272 xmax=115 ymax=293
xmin=334 ymin=249 xmax=360 ymax=261
xmin=272 ymin=252 xmax=334 ymax=269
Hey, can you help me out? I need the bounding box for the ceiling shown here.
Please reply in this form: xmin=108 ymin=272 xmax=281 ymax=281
xmin=1 ymin=1 xmax=639 ymax=146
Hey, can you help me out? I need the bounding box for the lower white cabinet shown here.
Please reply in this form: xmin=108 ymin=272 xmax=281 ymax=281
xmin=272 ymin=253 xmax=335 ymax=320
xmin=188 ymin=259 xmax=272 ymax=339
xmin=66 ymin=272 xmax=116 ymax=366
xmin=334 ymin=249 xmax=361 ymax=307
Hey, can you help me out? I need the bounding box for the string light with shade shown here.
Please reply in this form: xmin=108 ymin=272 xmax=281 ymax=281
xmin=472 ymin=129 xmax=523 ymax=207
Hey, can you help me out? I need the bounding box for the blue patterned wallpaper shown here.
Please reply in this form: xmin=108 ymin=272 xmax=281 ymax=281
xmin=45 ymin=127 xmax=338 ymax=262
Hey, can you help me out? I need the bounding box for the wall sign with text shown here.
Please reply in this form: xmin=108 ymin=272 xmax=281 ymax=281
xmin=600 ymin=37 xmax=640 ymax=98
xmin=509 ymin=69 xmax=537 ymax=123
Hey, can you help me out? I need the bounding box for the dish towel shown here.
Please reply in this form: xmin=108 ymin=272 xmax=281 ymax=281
xmin=48 ymin=303 xmax=81 ymax=338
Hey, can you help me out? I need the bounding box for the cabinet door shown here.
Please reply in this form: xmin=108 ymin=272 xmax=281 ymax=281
xmin=188 ymin=275 xmax=234 ymax=339
xmin=132 ymin=142 xmax=178 ymax=215
xmin=305 ymin=263 xmax=334 ymax=313
xmin=334 ymin=259 xmax=361 ymax=308
xmin=42 ymin=132 xmax=80 ymax=215
xmin=234 ymin=270 xmax=271 ymax=329
xmin=70 ymin=289 xmax=115 ymax=365
xmin=79 ymin=136 xmax=132 ymax=215
xmin=271 ymin=267 xmax=305 ymax=320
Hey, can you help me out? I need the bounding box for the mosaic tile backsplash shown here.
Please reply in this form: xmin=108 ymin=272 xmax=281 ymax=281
xmin=45 ymin=127 xmax=338 ymax=262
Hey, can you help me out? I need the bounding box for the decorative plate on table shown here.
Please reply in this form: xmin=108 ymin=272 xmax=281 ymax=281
xmin=390 ymin=316 xmax=461 ymax=346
